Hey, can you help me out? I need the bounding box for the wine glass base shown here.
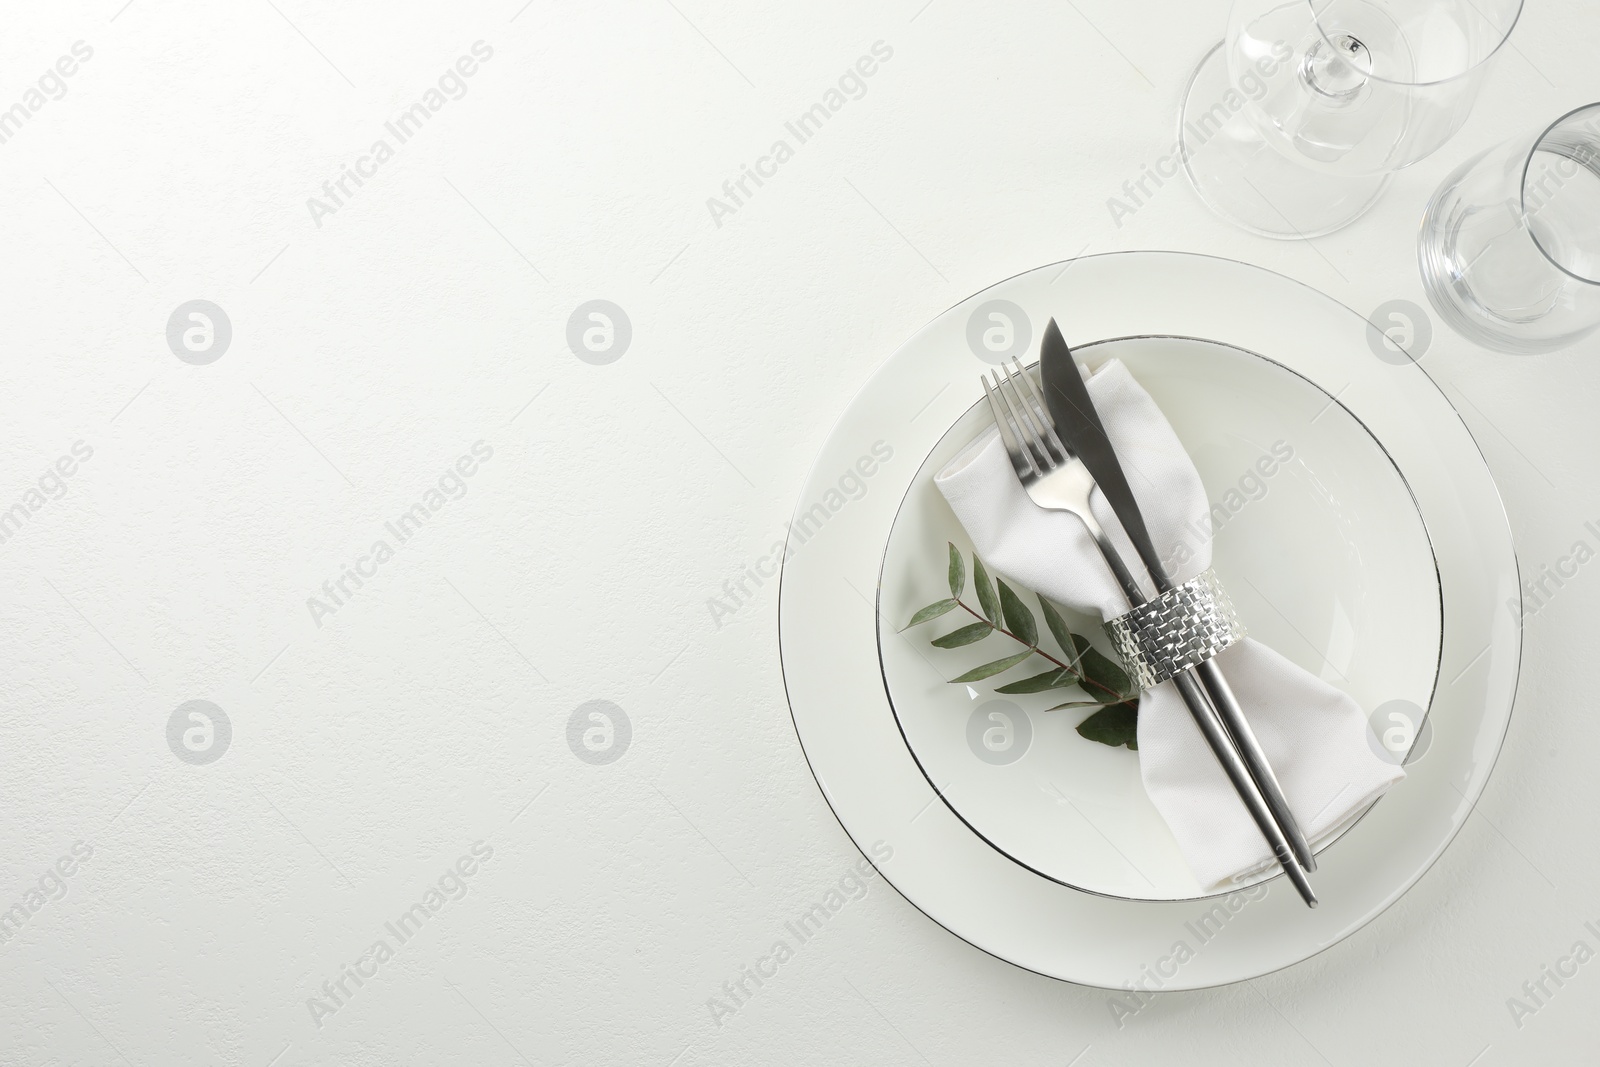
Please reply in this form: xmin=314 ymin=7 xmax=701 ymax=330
xmin=1178 ymin=42 xmax=1390 ymax=240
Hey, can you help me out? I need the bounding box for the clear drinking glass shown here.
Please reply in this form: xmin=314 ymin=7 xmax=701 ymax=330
xmin=1179 ymin=0 xmax=1522 ymax=239
xmin=1420 ymin=104 xmax=1600 ymax=354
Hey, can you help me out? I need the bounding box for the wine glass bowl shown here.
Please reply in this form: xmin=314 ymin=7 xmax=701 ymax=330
xmin=1181 ymin=0 xmax=1522 ymax=238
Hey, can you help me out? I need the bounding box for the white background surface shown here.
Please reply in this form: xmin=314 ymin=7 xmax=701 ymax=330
xmin=1 ymin=2 xmax=1597 ymax=1065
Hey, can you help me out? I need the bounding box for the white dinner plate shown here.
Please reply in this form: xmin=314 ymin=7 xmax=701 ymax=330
xmin=778 ymin=251 xmax=1520 ymax=988
xmin=878 ymin=336 xmax=1442 ymax=902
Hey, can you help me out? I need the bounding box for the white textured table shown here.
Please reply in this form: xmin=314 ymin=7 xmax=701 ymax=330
xmin=1 ymin=2 xmax=1596 ymax=1065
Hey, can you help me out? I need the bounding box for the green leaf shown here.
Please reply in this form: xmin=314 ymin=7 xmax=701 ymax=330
xmin=1069 ymin=634 xmax=1134 ymax=698
xmin=995 ymin=669 xmax=1079 ymax=694
xmin=973 ymin=557 xmax=1000 ymax=623
xmin=951 ymin=650 xmax=1034 ymax=682
xmin=1042 ymin=699 xmax=1109 ymax=711
xmin=1075 ymin=701 xmax=1140 ymax=749
xmin=906 ymin=599 xmax=959 ymax=628
xmin=996 ymin=580 xmax=1037 ymax=647
xmin=931 ymin=621 xmax=993 ymax=648
xmin=1040 ymin=598 xmax=1076 ymax=659
xmin=947 ymin=543 xmax=965 ymax=600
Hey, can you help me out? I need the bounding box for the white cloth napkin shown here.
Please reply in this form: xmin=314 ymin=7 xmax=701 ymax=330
xmin=934 ymin=358 xmax=1404 ymax=889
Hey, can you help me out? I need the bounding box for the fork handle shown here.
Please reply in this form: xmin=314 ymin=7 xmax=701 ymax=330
xmin=1078 ymin=511 xmax=1318 ymax=906
xmin=1079 ymin=510 xmax=1146 ymax=609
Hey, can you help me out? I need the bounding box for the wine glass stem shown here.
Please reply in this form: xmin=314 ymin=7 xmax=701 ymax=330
xmin=1301 ymin=34 xmax=1371 ymax=100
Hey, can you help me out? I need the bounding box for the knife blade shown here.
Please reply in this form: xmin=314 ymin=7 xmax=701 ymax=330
xmin=1038 ymin=317 xmax=1319 ymax=877
xmin=1038 ymin=319 xmax=1166 ymax=590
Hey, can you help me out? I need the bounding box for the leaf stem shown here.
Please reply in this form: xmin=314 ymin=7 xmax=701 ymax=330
xmin=955 ymin=602 xmax=1125 ymax=702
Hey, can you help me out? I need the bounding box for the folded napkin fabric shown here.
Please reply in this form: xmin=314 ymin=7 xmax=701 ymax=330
xmin=934 ymin=358 xmax=1404 ymax=889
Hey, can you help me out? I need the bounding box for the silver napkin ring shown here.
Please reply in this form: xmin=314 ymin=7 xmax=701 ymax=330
xmin=1104 ymin=568 xmax=1246 ymax=690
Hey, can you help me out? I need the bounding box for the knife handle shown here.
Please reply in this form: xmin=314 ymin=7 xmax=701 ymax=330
xmin=1171 ymin=669 xmax=1318 ymax=907
xmin=1194 ymin=658 xmax=1318 ymax=873
xmin=1078 ymin=508 xmax=1317 ymax=906
xmin=1117 ymin=526 xmax=1319 ymax=875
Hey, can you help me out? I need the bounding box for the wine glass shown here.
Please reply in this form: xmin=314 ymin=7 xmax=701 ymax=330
xmin=1420 ymin=104 xmax=1600 ymax=354
xmin=1179 ymin=0 xmax=1522 ymax=239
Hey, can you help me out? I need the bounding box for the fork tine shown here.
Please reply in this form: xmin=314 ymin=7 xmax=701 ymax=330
xmin=996 ymin=364 xmax=1056 ymax=471
xmin=983 ymin=373 xmax=1036 ymax=478
xmin=1011 ymin=360 xmax=1071 ymax=459
xmin=999 ymin=362 xmax=1062 ymax=467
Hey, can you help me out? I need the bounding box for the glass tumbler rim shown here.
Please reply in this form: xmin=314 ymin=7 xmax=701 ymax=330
xmin=1300 ymin=0 xmax=1525 ymax=89
xmin=1520 ymin=102 xmax=1600 ymax=288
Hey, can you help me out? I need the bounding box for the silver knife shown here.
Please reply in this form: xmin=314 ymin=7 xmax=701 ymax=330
xmin=1038 ymin=318 xmax=1319 ymax=893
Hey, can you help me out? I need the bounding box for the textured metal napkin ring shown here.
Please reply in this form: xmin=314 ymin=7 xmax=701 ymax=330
xmin=1104 ymin=568 xmax=1245 ymax=690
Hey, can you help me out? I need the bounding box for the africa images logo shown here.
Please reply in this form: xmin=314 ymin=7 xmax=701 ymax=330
xmin=705 ymin=440 xmax=893 ymax=629
xmin=704 ymin=840 xmax=893 ymax=1028
xmin=1104 ymin=40 xmax=1291 ymax=228
xmin=306 ymin=841 xmax=494 ymax=1028
xmin=305 ymin=41 xmax=495 ymax=228
xmin=305 ymin=441 xmax=494 ymax=627
xmin=704 ymin=41 xmax=894 ymax=228
xmin=0 ymin=41 xmax=94 ymax=148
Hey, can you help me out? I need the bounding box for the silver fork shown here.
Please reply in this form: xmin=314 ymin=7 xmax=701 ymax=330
xmin=983 ymin=361 xmax=1318 ymax=908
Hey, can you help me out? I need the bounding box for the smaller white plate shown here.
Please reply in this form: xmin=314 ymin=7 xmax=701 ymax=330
xmin=878 ymin=336 xmax=1442 ymax=901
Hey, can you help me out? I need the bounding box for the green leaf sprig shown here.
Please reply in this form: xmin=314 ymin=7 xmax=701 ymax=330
xmin=903 ymin=543 xmax=1141 ymax=749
